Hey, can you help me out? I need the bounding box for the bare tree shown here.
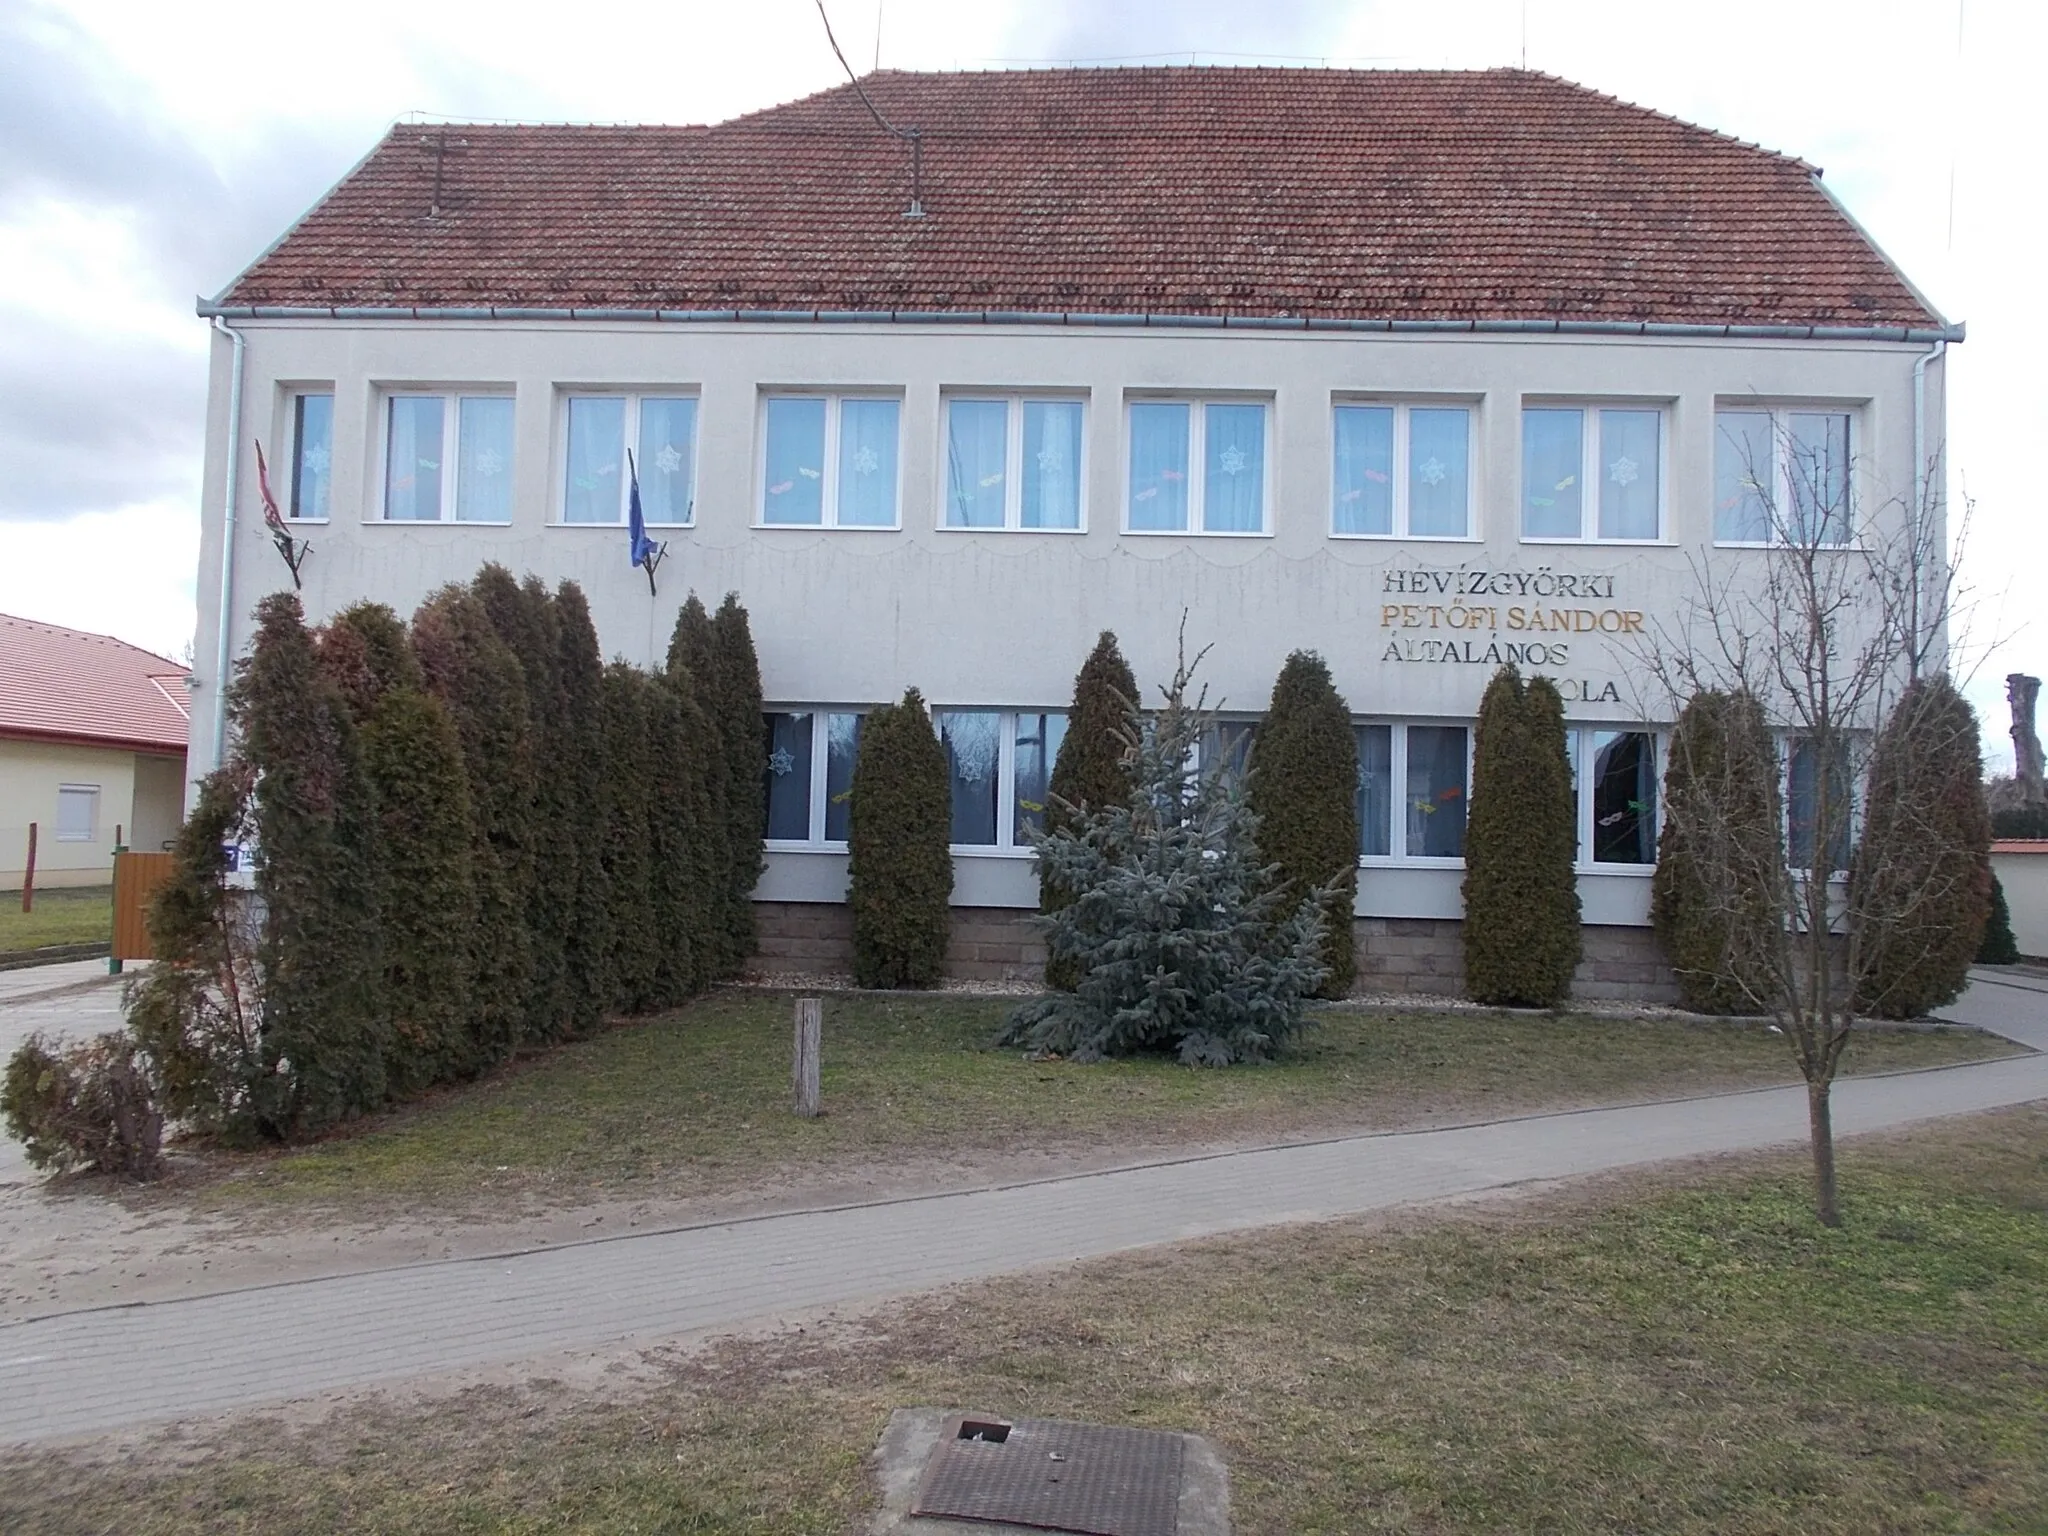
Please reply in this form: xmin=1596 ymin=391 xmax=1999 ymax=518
xmin=1638 ymin=418 xmax=1980 ymax=1225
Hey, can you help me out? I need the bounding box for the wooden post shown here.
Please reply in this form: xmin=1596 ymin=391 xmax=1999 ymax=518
xmin=792 ymin=996 xmax=822 ymax=1119
xmin=21 ymin=822 xmax=35 ymax=913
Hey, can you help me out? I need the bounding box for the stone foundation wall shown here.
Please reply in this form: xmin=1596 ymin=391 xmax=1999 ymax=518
xmin=752 ymin=902 xmax=1679 ymax=1002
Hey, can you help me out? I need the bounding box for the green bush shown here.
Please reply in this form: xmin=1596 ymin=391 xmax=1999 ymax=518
xmin=235 ymin=591 xmax=388 ymax=1135
xmin=322 ymin=603 xmax=478 ymax=1093
xmin=1991 ymin=805 xmax=2048 ymax=838
xmin=1 ymin=1031 xmax=162 ymax=1180
xmin=662 ymin=635 xmax=731 ymax=995
xmin=711 ymin=594 xmax=767 ymax=970
xmin=600 ymin=663 xmax=662 ymax=1014
xmin=411 ymin=583 xmax=537 ymax=1069
xmin=553 ymin=582 xmax=613 ymax=1035
xmin=1852 ymin=675 xmax=1993 ymax=1018
xmin=1043 ymin=632 xmax=1139 ymax=989
xmin=1001 ymin=653 xmax=1326 ymax=1063
xmin=1462 ymin=667 xmax=1581 ymax=1007
xmin=848 ymin=688 xmax=953 ymax=988
xmin=1978 ymin=873 xmax=2021 ymax=964
xmin=1651 ymin=690 xmax=1783 ymax=1015
xmin=1249 ymin=651 xmax=1359 ymax=997
xmin=667 ymin=596 xmax=743 ymax=977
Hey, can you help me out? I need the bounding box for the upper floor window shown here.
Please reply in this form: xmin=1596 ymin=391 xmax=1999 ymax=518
xmin=563 ymin=394 xmax=698 ymax=525
xmin=1522 ymin=405 xmax=1663 ymax=541
xmin=1127 ymin=399 xmax=1268 ymax=535
xmin=936 ymin=709 xmax=1068 ymax=851
xmin=1574 ymin=729 xmax=1658 ymax=867
xmin=1715 ymin=408 xmax=1854 ymax=546
xmin=289 ymin=393 xmax=332 ymax=520
xmin=1332 ymin=403 xmax=1472 ymax=538
xmin=761 ymin=394 xmax=900 ymax=528
xmin=945 ymin=396 xmax=1086 ymax=530
xmin=1356 ymin=723 xmax=1468 ymax=860
xmin=383 ymin=392 xmax=514 ymax=522
xmin=763 ymin=710 xmax=864 ymax=846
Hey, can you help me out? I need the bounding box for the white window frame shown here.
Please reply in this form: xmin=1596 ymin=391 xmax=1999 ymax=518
xmin=556 ymin=391 xmax=701 ymax=527
xmin=1520 ymin=402 xmax=1669 ymax=544
xmin=376 ymin=389 xmax=516 ymax=524
xmin=939 ymin=393 xmax=1089 ymax=533
xmin=1122 ymin=396 xmax=1274 ymax=538
xmin=756 ymin=392 xmax=904 ymax=530
xmin=1782 ymin=734 xmax=1858 ymax=879
xmin=1712 ymin=404 xmax=1859 ymax=549
xmin=55 ymin=784 xmax=99 ymax=843
xmin=936 ymin=709 xmax=1068 ymax=856
xmin=1570 ymin=727 xmax=1663 ymax=874
xmin=1356 ymin=721 xmax=1473 ymax=866
xmin=286 ymin=389 xmax=334 ymax=523
xmin=1329 ymin=399 xmax=1477 ymax=541
xmin=762 ymin=707 xmax=867 ymax=850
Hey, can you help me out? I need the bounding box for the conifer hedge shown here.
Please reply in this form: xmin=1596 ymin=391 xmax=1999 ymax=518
xmin=848 ymin=688 xmax=953 ymax=988
xmin=1852 ymin=675 xmax=1993 ymax=1018
xmin=1650 ymin=689 xmax=1783 ymax=1014
xmin=553 ymin=582 xmax=613 ymax=1036
xmin=1978 ymin=874 xmax=2021 ymax=964
xmin=1248 ymin=651 xmax=1359 ymax=996
xmin=1461 ymin=666 xmax=1581 ymax=1007
xmin=600 ymin=663 xmax=662 ymax=1015
xmin=711 ymin=594 xmax=767 ymax=968
xmin=321 ymin=603 xmax=477 ymax=1093
xmin=1042 ymin=632 xmax=1139 ymax=988
xmin=662 ymin=632 xmax=732 ymax=991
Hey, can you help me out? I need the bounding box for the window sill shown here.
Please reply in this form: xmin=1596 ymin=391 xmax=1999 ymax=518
xmin=949 ymin=845 xmax=1039 ymax=859
xmin=1577 ymin=863 xmax=1658 ymax=877
xmin=366 ymin=518 xmax=516 ymax=527
xmin=280 ymin=517 xmax=331 ymax=526
xmin=1120 ymin=527 xmax=1273 ymax=539
xmin=765 ymin=841 xmax=850 ymax=854
xmin=1518 ymin=536 xmax=1676 ymax=547
xmin=935 ymin=524 xmax=1088 ymax=536
xmin=1358 ymin=857 xmax=1467 ymax=870
xmin=551 ymin=521 xmax=694 ymax=530
xmin=753 ymin=521 xmax=903 ymax=532
xmin=1712 ymin=540 xmax=1863 ymax=552
xmin=1329 ymin=531 xmax=1480 ymax=543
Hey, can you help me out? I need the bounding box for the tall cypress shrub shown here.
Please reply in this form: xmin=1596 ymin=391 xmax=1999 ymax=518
xmin=667 ymin=596 xmax=740 ymax=976
xmin=320 ymin=603 xmax=478 ymax=1093
xmin=412 ymin=584 xmax=535 ymax=1068
xmin=711 ymin=594 xmax=767 ymax=967
xmin=1042 ymin=632 xmax=1139 ymax=988
xmin=646 ymin=667 xmax=713 ymax=1002
xmin=1248 ymin=651 xmax=1359 ymax=996
xmin=1852 ymin=675 xmax=1994 ymax=1018
xmin=848 ymin=688 xmax=953 ymax=988
xmin=1978 ymin=874 xmax=2020 ymax=964
xmin=553 ymin=581 xmax=613 ymax=1034
xmin=1651 ymin=689 xmax=1783 ymax=1014
xmin=1462 ymin=666 xmax=1581 ymax=1007
xmin=600 ymin=663 xmax=661 ymax=1014
xmin=234 ymin=592 xmax=387 ymax=1134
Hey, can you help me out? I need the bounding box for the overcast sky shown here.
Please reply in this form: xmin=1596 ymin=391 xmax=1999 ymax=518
xmin=0 ymin=0 xmax=2036 ymax=763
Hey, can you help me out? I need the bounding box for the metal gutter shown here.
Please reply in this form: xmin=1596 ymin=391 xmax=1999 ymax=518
xmin=208 ymin=316 xmax=245 ymax=771
xmin=191 ymin=299 xmax=1966 ymax=344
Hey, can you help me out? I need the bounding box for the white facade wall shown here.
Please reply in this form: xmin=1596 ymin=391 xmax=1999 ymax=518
xmin=188 ymin=318 xmax=1946 ymax=922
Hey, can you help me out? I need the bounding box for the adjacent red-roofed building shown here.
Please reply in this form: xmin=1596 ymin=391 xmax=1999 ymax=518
xmin=1 ymin=614 xmax=189 ymax=889
xmin=187 ymin=67 xmax=1957 ymax=998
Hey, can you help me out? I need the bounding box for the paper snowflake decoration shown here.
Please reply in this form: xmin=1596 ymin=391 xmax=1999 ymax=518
xmin=1418 ymin=456 xmax=1447 ymax=487
xmin=1608 ymin=455 xmax=1639 ymax=488
xmin=1218 ymin=445 xmax=1249 ymax=476
xmin=655 ymin=443 xmax=683 ymax=476
xmin=474 ymin=448 xmax=504 ymax=478
xmin=851 ymin=446 xmax=880 ymax=477
xmin=1036 ymin=442 xmax=1066 ymax=476
xmin=767 ymin=747 xmax=796 ymax=777
xmin=301 ymin=444 xmax=330 ymax=477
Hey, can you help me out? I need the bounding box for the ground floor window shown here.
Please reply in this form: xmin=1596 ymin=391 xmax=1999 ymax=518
xmin=762 ymin=710 xmax=863 ymax=846
xmin=1576 ymin=729 xmax=1659 ymax=867
xmin=55 ymin=784 xmax=99 ymax=843
xmin=1786 ymin=737 xmax=1853 ymax=875
xmin=935 ymin=709 xmax=1068 ymax=850
xmin=1356 ymin=723 xmax=1469 ymax=861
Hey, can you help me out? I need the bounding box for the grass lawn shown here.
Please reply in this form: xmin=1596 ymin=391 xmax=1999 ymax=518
xmin=189 ymin=989 xmax=2018 ymax=1217
xmin=0 ymin=885 xmax=111 ymax=954
xmin=6 ymin=1105 xmax=2044 ymax=1533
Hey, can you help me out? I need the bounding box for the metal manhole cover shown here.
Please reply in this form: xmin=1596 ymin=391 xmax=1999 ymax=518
xmin=911 ymin=1415 xmax=1184 ymax=1536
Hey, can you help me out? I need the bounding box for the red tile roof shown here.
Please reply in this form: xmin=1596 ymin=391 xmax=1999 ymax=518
xmin=216 ymin=68 xmax=1944 ymax=333
xmin=0 ymin=615 xmax=190 ymax=755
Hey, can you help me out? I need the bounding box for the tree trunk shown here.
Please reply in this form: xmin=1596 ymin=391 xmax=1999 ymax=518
xmin=1807 ymin=1076 xmax=1840 ymax=1227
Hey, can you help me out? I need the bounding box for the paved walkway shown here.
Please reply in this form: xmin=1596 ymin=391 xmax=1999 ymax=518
xmin=1937 ymin=966 xmax=2048 ymax=1050
xmin=3 ymin=1041 xmax=2043 ymax=1446
xmin=0 ymin=964 xmax=131 ymax=1187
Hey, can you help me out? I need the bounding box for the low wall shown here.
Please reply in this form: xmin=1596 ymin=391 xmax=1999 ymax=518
xmin=753 ymin=902 xmax=1681 ymax=1002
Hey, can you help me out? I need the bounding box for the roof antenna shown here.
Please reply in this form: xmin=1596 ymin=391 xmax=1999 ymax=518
xmin=813 ymin=0 xmax=924 ymax=218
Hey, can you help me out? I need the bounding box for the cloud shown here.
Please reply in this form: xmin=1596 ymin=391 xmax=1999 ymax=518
xmin=997 ymin=0 xmax=1364 ymax=63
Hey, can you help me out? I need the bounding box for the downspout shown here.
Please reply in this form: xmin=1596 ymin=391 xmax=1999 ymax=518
xmin=209 ymin=315 xmax=246 ymax=770
xmin=1908 ymin=337 xmax=1946 ymax=678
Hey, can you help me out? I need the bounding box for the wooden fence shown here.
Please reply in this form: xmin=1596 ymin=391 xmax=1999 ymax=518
xmin=112 ymin=851 xmax=176 ymax=962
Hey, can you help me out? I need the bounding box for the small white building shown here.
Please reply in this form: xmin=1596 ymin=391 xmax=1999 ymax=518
xmin=186 ymin=68 xmax=1956 ymax=998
